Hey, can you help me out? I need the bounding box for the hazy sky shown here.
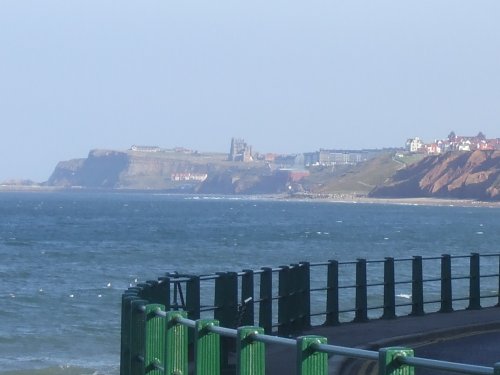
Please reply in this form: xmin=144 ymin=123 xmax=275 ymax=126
xmin=1 ymin=1 xmax=499 ymax=182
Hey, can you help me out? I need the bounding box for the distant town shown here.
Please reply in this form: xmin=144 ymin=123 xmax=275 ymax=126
xmin=131 ymin=131 xmax=500 ymax=172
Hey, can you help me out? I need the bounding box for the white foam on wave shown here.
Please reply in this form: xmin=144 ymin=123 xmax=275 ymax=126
xmin=396 ymin=293 xmax=412 ymax=299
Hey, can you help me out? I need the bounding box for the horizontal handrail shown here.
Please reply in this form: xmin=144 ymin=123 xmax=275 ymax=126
xmin=131 ymin=310 xmax=498 ymax=375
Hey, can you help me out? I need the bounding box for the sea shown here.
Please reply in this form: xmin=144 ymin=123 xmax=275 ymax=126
xmin=0 ymin=191 xmax=499 ymax=375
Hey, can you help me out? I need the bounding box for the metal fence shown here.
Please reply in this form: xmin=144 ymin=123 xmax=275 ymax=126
xmin=121 ymin=252 xmax=500 ymax=374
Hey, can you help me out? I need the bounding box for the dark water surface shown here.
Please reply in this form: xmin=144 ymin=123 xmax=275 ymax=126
xmin=0 ymin=192 xmax=498 ymax=374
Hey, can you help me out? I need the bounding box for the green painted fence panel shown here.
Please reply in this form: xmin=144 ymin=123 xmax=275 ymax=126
xmin=237 ymin=326 xmax=265 ymax=375
xmin=378 ymin=347 xmax=414 ymax=375
xmin=165 ymin=311 xmax=188 ymax=375
xmin=411 ymin=256 xmax=424 ymax=316
xmin=259 ymin=267 xmax=273 ymax=334
xmin=383 ymin=257 xmax=396 ymax=319
xmin=145 ymin=304 xmax=165 ymax=375
xmin=195 ymin=319 xmax=220 ymax=375
xmin=296 ymin=336 xmax=328 ymax=375
xmin=325 ymin=260 xmax=339 ymax=325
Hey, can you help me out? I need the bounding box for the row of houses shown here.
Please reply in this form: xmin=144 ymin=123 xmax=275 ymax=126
xmin=406 ymin=133 xmax=500 ymax=155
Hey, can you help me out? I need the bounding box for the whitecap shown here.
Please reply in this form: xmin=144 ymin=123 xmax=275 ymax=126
xmin=397 ymin=293 xmax=412 ymax=299
xmin=476 ymin=232 xmax=484 ymax=235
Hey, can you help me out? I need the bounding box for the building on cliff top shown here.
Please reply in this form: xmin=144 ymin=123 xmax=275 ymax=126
xmin=228 ymin=138 xmax=253 ymax=162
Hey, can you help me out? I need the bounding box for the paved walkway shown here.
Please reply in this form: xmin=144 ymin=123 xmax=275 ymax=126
xmin=265 ymin=306 xmax=500 ymax=374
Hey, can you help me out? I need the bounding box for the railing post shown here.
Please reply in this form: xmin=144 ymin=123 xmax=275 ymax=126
xmin=299 ymin=261 xmax=311 ymax=330
xmin=378 ymin=347 xmax=414 ymax=375
xmin=383 ymin=257 xmax=396 ymax=319
xmin=137 ymin=283 xmax=152 ymax=302
xmin=411 ymin=256 xmax=424 ymax=316
xmin=278 ymin=265 xmax=292 ymax=336
xmin=259 ymin=267 xmax=273 ymax=334
xmin=296 ymin=336 xmax=328 ymax=375
xmin=186 ymin=275 xmax=201 ymax=321
xmin=440 ymin=254 xmax=453 ymax=313
xmin=241 ymin=269 xmax=255 ymax=326
xmin=468 ymin=253 xmax=481 ymax=310
xmin=354 ymin=259 xmax=368 ymax=322
xmin=214 ymin=272 xmax=239 ymax=328
xmin=214 ymin=272 xmax=238 ymax=371
xmin=144 ymin=304 xmax=165 ymax=375
xmin=155 ymin=277 xmax=171 ymax=309
xmin=290 ymin=264 xmax=301 ymax=333
xmin=195 ymin=319 xmax=220 ymax=375
xmin=325 ymin=260 xmax=339 ymax=326
xmin=130 ymin=299 xmax=148 ymax=375
xmin=237 ymin=326 xmax=265 ymax=375
xmin=121 ymin=293 xmax=139 ymax=375
xmin=165 ymin=311 xmax=188 ymax=375
xmin=498 ymin=256 xmax=500 ymax=307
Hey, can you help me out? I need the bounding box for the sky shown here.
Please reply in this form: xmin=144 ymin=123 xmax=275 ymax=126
xmin=1 ymin=1 xmax=499 ymax=182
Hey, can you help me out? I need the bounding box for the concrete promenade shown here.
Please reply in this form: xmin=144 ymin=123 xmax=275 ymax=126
xmin=266 ymin=306 xmax=500 ymax=374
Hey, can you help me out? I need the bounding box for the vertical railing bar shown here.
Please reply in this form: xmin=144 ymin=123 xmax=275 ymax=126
xmin=325 ymin=260 xmax=340 ymax=325
xmin=383 ymin=257 xmax=396 ymax=319
xmin=354 ymin=258 xmax=368 ymax=322
xmin=468 ymin=253 xmax=481 ymax=310
xmin=411 ymin=256 xmax=424 ymax=316
xmin=440 ymin=254 xmax=453 ymax=313
xmin=259 ymin=267 xmax=273 ymax=334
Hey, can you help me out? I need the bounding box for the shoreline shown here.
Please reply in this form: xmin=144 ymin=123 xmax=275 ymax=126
xmin=0 ymin=186 xmax=499 ymax=208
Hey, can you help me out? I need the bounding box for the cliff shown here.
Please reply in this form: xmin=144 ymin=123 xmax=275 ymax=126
xmin=47 ymin=149 xmax=500 ymax=201
xmin=47 ymin=149 xmax=286 ymax=193
xmin=369 ymin=150 xmax=500 ymax=201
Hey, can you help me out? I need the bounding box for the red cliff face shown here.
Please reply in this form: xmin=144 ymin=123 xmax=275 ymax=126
xmin=370 ymin=150 xmax=500 ymax=201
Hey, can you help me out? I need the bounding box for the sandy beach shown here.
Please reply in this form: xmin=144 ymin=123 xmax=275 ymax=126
xmin=284 ymin=193 xmax=500 ymax=208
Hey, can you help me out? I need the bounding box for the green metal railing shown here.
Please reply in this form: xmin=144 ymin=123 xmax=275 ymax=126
xmin=121 ymin=252 xmax=500 ymax=374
